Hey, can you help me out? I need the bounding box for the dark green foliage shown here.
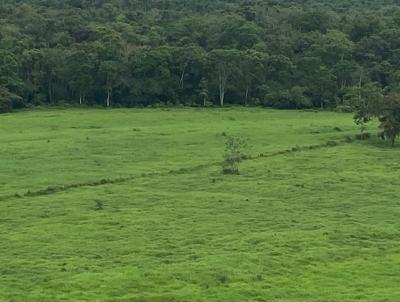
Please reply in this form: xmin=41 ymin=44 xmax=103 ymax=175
xmin=346 ymin=83 xmax=384 ymax=133
xmin=1 ymin=1 xmax=400 ymax=111
xmin=377 ymin=93 xmax=400 ymax=146
xmin=349 ymin=88 xmax=400 ymax=145
xmin=0 ymin=85 xmax=19 ymax=113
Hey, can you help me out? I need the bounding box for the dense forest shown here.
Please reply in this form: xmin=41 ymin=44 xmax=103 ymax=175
xmin=1 ymin=0 xmax=400 ymax=112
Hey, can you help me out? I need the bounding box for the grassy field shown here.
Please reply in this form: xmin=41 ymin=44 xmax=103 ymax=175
xmin=1 ymin=108 xmax=399 ymax=302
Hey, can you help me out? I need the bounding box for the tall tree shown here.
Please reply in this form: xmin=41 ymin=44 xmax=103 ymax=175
xmin=209 ymin=49 xmax=240 ymax=107
xmin=237 ymin=50 xmax=266 ymax=106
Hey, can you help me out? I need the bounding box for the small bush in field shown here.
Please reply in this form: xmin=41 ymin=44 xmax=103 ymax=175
xmin=94 ymin=200 xmax=104 ymax=210
xmin=355 ymin=132 xmax=371 ymax=140
xmin=222 ymin=135 xmax=248 ymax=175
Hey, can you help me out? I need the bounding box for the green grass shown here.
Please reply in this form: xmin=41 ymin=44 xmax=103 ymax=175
xmin=1 ymin=108 xmax=399 ymax=301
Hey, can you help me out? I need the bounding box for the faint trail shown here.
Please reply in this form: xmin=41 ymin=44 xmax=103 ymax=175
xmin=0 ymin=138 xmax=350 ymax=201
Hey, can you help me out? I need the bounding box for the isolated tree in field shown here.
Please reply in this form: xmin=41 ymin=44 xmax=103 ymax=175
xmin=377 ymin=93 xmax=400 ymax=146
xmin=345 ymin=82 xmax=383 ymax=134
xmin=346 ymin=84 xmax=400 ymax=146
xmin=222 ymin=135 xmax=248 ymax=175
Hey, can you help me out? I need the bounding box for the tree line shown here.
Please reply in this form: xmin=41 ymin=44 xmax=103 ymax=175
xmin=1 ymin=0 xmax=400 ymax=112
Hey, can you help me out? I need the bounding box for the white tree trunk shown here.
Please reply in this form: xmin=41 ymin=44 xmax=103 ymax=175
xmin=180 ymin=60 xmax=189 ymax=89
xmin=358 ymin=70 xmax=363 ymax=103
xmin=219 ymin=69 xmax=226 ymax=107
xmin=220 ymin=84 xmax=225 ymax=107
xmin=106 ymin=87 xmax=111 ymax=107
xmin=244 ymin=86 xmax=249 ymax=106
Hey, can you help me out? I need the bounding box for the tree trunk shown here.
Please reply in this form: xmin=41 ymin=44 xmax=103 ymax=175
xmin=203 ymin=95 xmax=206 ymax=107
xmin=220 ymin=86 xmax=225 ymax=107
xmin=106 ymin=87 xmax=111 ymax=107
xmin=48 ymin=78 xmax=53 ymax=103
xmin=79 ymin=92 xmax=82 ymax=105
xmin=180 ymin=60 xmax=189 ymax=89
xmin=358 ymin=69 xmax=363 ymax=102
xmin=219 ymin=71 xmax=225 ymax=107
xmin=244 ymin=85 xmax=249 ymax=106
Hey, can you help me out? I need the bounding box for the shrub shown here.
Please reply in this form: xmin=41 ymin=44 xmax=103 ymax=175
xmin=326 ymin=140 xmax=338 ymax=147
xmin=355 ymin=132 xmax=371 ymax=140
xmin=343 ymin=135 xmax=353 ymax=143
xmin=94 ymin=200 xmax=104 ymax=210
xmin=335 ymin=105 xmax=353 ymax=113
xmin=222 ymin=135 xmax=248 ymax=175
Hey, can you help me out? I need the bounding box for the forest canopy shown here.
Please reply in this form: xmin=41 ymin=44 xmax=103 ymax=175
xmin=1 ymin=0 xmax=400 ymax=112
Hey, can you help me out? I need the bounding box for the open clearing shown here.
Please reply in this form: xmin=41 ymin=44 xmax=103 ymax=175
xmin=1 ymin=108 xmax=399 ymax=301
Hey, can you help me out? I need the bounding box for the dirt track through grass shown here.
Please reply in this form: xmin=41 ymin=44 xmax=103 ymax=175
xmin=1 ymin=138 xmax=347 ymax=201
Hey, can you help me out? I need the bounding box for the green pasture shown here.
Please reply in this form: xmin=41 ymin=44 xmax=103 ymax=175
xmin=1 ymin=108 xmax=399 ymax=301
